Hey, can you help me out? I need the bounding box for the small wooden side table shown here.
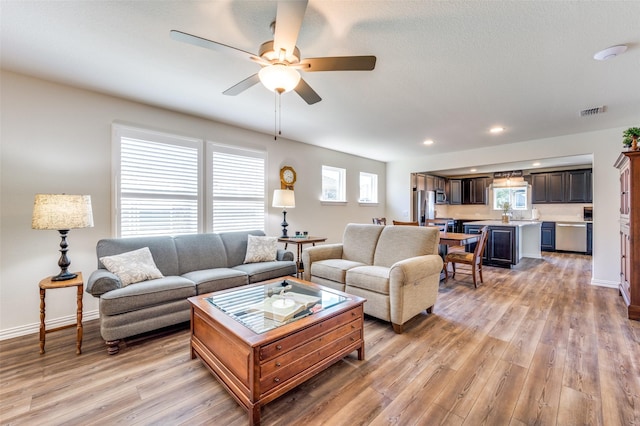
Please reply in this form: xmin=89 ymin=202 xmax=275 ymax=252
xmin=278 ymin=236 xmax=327 ymax=278
xmin=39 ymin=272 xmax=83 ymax=355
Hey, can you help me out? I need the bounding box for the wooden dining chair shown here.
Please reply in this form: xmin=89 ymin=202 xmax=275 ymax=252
xmin=372 ymin=217 xmax=387 ymax=225
xmin=424 ymin=219 xmax=448 ymax=231
xmin=392 ymin=220 xmax=419 ymax=226
xmin=444 ymin=226 xmax=489 ymax=288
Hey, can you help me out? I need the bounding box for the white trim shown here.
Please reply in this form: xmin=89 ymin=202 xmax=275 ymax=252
xmin=590 ymin=278 xmax=619 ymax=289
xmin=0 ymin=310 xmax=99 ymax=341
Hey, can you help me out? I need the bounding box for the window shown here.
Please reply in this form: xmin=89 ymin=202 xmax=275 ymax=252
xmin=321 ymin=165 xmax=346 ymax=202
xmin=209 ymin=143 xmax=266 ymax=232
xmin=359 ymin=172 xmax=378 ymax=203
xmin=493 ymin=184 xmax=528 ymax=211
xmin=113 ymin=125 xmax=266 ymax=237
xmin=114 ymin=125 xmax=202 ymax=237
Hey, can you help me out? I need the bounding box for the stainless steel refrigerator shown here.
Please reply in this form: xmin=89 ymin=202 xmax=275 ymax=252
xmin=413 ymin=190 xmax=435 ymax=225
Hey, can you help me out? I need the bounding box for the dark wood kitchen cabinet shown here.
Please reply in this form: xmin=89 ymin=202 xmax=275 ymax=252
xmin=531 ymin=169 xmax=592 ymax=204
xmin=541 ymin=221 xmax=556 ymax=251
xmin=615 ymin=151 xmax=640 ymax=320
xmin=462 ymin=177 xmax=487 ymax=205
xmin=449 ymin=179 xmax=462 ymax=205
xmin=464 ymin=224 xmax=517 ymax=268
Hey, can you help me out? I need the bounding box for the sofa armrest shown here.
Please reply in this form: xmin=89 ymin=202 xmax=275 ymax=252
xmin=388 ymin=254 xmax=443 ymax=325
xmin=301 ymin=243 xmax=344 ymax=281
xmin=86 ymin=269 xmax=122 ymax=297
xmin=277 ymin=249 xmax=294 ymax=262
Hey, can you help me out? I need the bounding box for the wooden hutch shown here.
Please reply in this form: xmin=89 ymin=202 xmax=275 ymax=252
xmin=615 ymin=150 xmax=640 ymax=320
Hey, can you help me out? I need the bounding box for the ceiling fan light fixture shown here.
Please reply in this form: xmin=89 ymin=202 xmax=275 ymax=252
xmin=593 ymin=44 xmax=627 ymax=61
xmin=259 ymin=64 xmax=300 ymax=93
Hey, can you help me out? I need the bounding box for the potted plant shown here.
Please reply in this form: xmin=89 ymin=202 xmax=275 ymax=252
xmin=501 ymin=201 xmax=512 ymax=223
xmin=623 ymin=127 xmax=640 ymax=151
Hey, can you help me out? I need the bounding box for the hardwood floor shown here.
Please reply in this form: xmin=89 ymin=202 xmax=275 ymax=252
xmin=1 ymin=252 xmax=639 ymax=425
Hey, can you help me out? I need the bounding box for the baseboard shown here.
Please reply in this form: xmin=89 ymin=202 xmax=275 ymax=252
xmin=0 ymin=309 xmax=99 ymax=341
xmin=591 ymin=278 xmax=619 ymax=289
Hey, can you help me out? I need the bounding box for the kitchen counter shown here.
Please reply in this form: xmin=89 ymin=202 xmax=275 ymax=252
xmin=462 ymin=220 xmax=542 ymax=228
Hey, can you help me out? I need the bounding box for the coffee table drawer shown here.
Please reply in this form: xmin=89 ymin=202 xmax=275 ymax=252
xmin=260 ymin=318 xmax=362 ymax=377
xmin=260 ymin=307 xmax=362 ymax=361
xmin=259 ymin=328 xmax=362 ymax=393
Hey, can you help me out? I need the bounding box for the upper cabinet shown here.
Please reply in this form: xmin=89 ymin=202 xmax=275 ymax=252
xmin=531 ymin=169 xmax=592 ymax=204
xmin=462 ymin=177 xmax=487 ymax=205
xmin=449 ymin=179 xmax=462 ymax=205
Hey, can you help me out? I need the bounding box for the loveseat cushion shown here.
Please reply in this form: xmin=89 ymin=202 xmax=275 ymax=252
xmin=174 ymin=233 xmax=228 ymax=274
xmin=100 ymin=276 xmax=196 ymax=316
xmin=311 ymin=259 xmax=366 ymax=284
xmin=346 ymin=265 xmax=390 ymax=294
xmin=341 ymin=224 xmax=384 ymax=264
xmin=373 ymin=226 xmax=440 ymax=267
xmin=182 ymin=268 xmax=248 ymax=294
xmin=233 ymin=260 xmax=297 ymax=283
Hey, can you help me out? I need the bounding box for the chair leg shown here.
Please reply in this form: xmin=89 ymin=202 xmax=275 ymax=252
xmin=392 ymin=323 xmax=404 ymax=334
xmin=478 ymin=263 xmax=484 ymax=284
xmin=451 ymin=262 xmax=456 ymax=279
xmin=444 ymin=261 xmax=449 ymax=280
xmin=472 ymin=264 xmax=478 ymax=288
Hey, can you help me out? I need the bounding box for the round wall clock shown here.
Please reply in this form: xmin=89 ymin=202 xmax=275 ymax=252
xmin=280 ymin=166 xmax=297 ymax=189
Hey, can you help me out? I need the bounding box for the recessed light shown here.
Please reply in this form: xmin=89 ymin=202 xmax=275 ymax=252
xmin=490 ymin=127 xmax=504 ymax=134
xmin=470 ymin=168 xmax=477 ymax=172
xmin=593 ymin=44 xmax=627 ymax=61
xmin=532 ymin=162 xmax=541 ymax=166
xmin=423 ymin=139 xmax=434 ymax=145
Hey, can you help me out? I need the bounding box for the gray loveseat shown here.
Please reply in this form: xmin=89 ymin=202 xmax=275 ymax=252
xmin=86 ymin=230 xmax=296 ymax=354
xmin=302 ymin=223 xmax=443 ymax=333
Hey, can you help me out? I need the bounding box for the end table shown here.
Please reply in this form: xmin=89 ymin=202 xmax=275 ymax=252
xmin=39 ymin=272 xmax=83 ymax=355
xmin=278 ymin=236 xmax=327 ymax=278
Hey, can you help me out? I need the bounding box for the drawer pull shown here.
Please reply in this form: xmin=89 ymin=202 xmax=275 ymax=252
xmin=275 ymin=362 xmax=281 ymax=367
xmin=276 ymin=345 xmax=282 ymax=350
xmin=274 ymin=377 xmax=280 ymax=383
xmin=351 ymin=324 xmax=355 ymax=329
xmin=350 ymin=337 xmax=355 ymax=342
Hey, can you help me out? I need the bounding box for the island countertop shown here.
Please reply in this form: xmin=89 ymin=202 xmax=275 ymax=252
xmin=462 ymin=220 xmax=542 ymax=228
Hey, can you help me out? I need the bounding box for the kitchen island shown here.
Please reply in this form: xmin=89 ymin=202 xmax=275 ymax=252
xmin=463 ymin=220 xmax=542 ymax=268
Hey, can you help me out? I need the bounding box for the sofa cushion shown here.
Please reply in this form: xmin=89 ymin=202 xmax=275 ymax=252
xmin=311 ymin=258 xmax=366 ymax=284
xmin=99 ymin=247 xmax=164 ymax=286
xmin=243 ymin=235 xmax=278 ymax=263
xmin=233 ymin=260 xmax=297 ymax=283
xmin=97 ymin=236 xmax=179 ymax=277
xmin=174 ymin=233 xmax=228 ymax=274
xmin=182 ymin=268 xmax=249 ymax=295
xmin=100 ymin=276 xmax=196 ymax=316
xmin=341 ymin=224 xmax=384 ymax=264
xmin=373 ymin=226 xmax=439 ymax=267
xmin=220 ymin=230 xmax=266 ymax=267
xmin=346 ymin=265 xmax=390 ymax=294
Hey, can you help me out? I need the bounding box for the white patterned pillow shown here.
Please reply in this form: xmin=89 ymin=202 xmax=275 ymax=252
xmin=243 ymin=235 xmax=278 ymax=264
xmin=100 ymin=247 xmax=164 ymax=287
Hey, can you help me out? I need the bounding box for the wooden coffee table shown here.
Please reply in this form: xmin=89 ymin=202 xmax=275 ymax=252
xmin=188 ymin=276 xmax=366 ymax=425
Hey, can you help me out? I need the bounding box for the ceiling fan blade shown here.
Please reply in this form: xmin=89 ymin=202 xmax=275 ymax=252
xmin=294 ymin=78 xmax=321 ymax=105
xmin=223 ymin=73 xmax=261 ymax=96
xmin=300 ymin=56 xmax=377 ymax=72
xmin=170 ymin=30 xmax=255 ymax=61
xmin=273 ymin=0 xmax=308 ymax=61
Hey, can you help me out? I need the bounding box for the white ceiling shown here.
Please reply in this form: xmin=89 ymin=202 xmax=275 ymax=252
xmin=2 ymin=1 xmax=639 ymax=163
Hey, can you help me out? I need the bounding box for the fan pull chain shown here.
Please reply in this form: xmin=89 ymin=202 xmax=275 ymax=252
xmin=278 ymin=92 xmax=282 ymax=137
xmin=274 ymin=91 xmax=277 ymax=140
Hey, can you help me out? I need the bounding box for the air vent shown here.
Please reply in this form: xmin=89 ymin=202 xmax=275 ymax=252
xmin=580 ymin=106 xmax=606 ymax=117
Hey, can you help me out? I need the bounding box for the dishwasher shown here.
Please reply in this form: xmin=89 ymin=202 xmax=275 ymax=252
xmin=555 ymin=222 xmax=587 ymax=252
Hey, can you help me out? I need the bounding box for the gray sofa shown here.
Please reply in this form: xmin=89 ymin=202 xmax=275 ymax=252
xmin=302 ymin=224 xmax=443 ymax=333
xmin=86 ymin=230 xmax=296 ymax=354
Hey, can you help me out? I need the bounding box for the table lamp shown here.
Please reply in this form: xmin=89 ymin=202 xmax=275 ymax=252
xmin=272 ymin=189 xmax=295 ymax=238
xmin=32 ymin=194 xmax=94 ymax=281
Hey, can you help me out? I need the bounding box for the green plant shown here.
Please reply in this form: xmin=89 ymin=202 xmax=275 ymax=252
xmin=501 ymin=201 xmax=512 ymax=214
xmin=623 ymin=127 xmax=640 ymax=147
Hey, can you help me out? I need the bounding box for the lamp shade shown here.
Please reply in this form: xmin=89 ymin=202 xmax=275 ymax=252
xmin=272 ymin=189 xmax=295 ymax=209
xmin=32 ymin=194 xmax=94 ymax=230
xmin=259 ymin=64 xmax=301 ymax=93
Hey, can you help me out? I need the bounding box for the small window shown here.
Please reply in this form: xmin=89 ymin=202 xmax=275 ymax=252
xmin=359 ymin=172 xmax=378 ymax=203
xmin=321 ymin=165 xmax=346 ymax=202
xmin=493 ymin=185 xmax=528 ymax=211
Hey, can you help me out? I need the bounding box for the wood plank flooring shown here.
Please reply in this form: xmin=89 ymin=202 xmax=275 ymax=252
xmin=2 ymin=252 xmax=639 ymax=425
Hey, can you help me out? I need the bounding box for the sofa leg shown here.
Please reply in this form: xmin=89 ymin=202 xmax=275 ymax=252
xmin=106 ymin=340 xmax=120 ymax=355
xmin=392 ymin=323 xmax=404 ymax=334
xmin=426 ymin=306 xmax=433 ymax=314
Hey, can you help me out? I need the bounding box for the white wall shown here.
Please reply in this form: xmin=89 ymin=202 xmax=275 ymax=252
xmin=0 ymin=71 xmax=385 ymax=338
xmin=387 ymin=128 xmax=625 ymax=287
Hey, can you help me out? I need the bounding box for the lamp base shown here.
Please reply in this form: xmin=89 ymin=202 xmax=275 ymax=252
xmin=280 ymin=210 xmax=289 ymax=238
xmin=52 ymin=271 xmax=78 ymax=281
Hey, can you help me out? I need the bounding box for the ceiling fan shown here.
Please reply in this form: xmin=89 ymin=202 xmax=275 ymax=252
xmin=170 ymin=0 xmax=376 ymax=105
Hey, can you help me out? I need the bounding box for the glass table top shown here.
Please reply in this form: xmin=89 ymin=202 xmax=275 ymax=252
xmin=206 ymin=279 xmax=347 ymax=334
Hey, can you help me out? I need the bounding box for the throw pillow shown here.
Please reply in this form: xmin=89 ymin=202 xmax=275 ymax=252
xmin=100 ymin=247 xmax=164 ymax=287
xmin=243 ymin=235 xmax=278 ymax=264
